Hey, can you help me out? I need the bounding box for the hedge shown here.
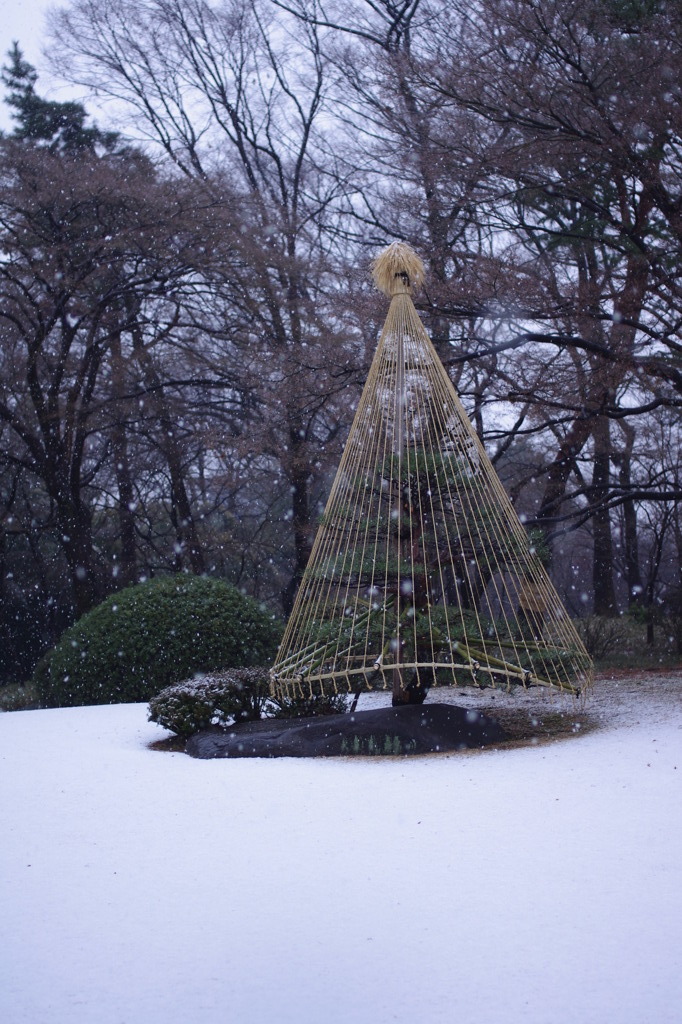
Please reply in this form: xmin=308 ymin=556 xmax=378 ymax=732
xmin=34 ymin=575 xmax=281 ymax=708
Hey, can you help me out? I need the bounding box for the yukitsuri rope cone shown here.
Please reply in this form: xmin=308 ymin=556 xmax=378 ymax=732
xmin=271 ymin=243 xmax=593 ymax=705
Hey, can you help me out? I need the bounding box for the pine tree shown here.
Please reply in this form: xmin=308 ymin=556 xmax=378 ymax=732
xmin=272 ymin=244 xmax=593 ymax=705
xmin=1 ymin=42 xmax=118 ymax=152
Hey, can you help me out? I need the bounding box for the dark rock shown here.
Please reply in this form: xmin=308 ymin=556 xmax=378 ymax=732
xmin=185 ymin=703 xmax=506 ymax=759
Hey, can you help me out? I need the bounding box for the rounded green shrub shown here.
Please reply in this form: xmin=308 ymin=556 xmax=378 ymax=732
xmin=35 ymin=575 xmax=281 ymax=708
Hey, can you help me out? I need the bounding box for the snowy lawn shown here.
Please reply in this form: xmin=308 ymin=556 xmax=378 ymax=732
xmin=1 ymin=674 xmax=681 ymax=1024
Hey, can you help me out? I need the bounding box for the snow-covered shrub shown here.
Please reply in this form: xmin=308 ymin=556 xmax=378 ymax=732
xmin=148 ymin=668 xmax=270 ymax=737
xmin=34 ymin=576 xmax=281 ymax=708
xmin=149 ymin=671 xmax=351 ymax=737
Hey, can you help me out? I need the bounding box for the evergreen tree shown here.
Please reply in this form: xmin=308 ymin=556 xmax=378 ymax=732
xmin=1 ymin=42 xmax=118 ymax=152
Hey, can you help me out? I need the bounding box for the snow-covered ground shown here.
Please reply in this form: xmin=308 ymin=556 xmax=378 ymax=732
xmin=1 ymin=674 xmax=681 ymax=1024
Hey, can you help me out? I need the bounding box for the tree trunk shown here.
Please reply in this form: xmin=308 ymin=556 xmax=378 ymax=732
xmin=618 ymin=423 xmax=643 ymax=608
xmin=129 ymin=314 xmax=205 ymax=575
xmin=110 ymin=332 xmax=137 ymax=585
xmin=392 ymin=492 xmax=431 ymax=707
xmin=282 ymin=424 xmax=313 ymax=615
xmin=591 ymin=417 xmax=617 ymax=616
xmin=536 ymin=411 xmax=594 ymax=567
xmin=673 ymin=505 xmax=682 ymax=654
xmin=56 ymin=498 xmax=100 ymax=618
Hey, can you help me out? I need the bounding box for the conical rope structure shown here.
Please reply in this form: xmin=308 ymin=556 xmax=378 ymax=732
xmin=271 ymin=243 xmax=593 ymax=704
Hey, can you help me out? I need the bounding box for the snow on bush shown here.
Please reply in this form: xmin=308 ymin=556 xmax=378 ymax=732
xmin=148 ymin=668 xmax=271 ymax=737
xmin=149 ymin=669 xmax=351 ymax=737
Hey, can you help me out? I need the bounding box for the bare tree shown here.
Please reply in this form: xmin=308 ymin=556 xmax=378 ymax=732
xmin=37 ymin=0 xmax=682 ymax=627
xmin=49 ymin=0 xmax=362 ymax=607
xmin=0 ymin=132 xmax=233 ymax=613
xmin=311 ymin=0 xmax=682 ymax=612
